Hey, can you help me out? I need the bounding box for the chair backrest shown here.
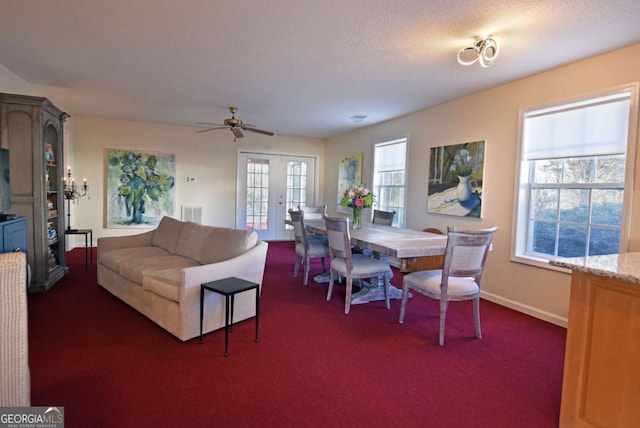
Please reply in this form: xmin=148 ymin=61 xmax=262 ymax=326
xmin=298 ymin=205 xmax=327 ymax=220
xmin=372 ymin=209 xmax=395 ymax=226
xmin=289 ymin=209 xmax=309 ymax=250
xmin=442 ymin=226 xmax=497 ymax=285
xmin=323 ymin=215 xmax=353 ymax=268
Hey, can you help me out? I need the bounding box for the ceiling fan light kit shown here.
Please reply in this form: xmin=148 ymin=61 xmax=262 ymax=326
xmin=196 ymin=106 xmax=274 ymax=141
xmin=457 ymin=37 xmax=499 ymax=68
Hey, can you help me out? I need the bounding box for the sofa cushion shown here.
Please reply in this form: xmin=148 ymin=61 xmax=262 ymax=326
xmin=174 ymin=222 xmax=215 ymax=261
xmin=198 ymin=228 xmax=258 ymax=264
xmin=143 ymin=269 xmax=182 ymax=303
xmin=100 ymin=246 xmax=171 ymax=273
xmin=151 ymin=216 xmax=186 ymax=254
xmin=174 ymin=223 xmax=258 ymax=264
xmin=118 ymin=255 xmax=200 ymax=285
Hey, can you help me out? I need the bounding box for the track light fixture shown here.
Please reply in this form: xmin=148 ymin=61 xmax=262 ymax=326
xmin=457 ymin=37 xmax=499 ymax=68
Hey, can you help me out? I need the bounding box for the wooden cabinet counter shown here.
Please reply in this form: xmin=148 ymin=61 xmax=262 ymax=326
xmin=550 ymin=253 xmax=640 ymax=428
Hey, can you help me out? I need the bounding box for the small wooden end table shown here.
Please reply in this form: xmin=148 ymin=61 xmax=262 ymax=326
xmin=199 ymin=277 xmax=260 ymax=357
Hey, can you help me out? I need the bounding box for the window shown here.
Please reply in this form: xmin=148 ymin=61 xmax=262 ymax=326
xmin=512 ymin=85 xmax=638 ymax=266
xmin=373 ymin=138 xmax=407 ymax=227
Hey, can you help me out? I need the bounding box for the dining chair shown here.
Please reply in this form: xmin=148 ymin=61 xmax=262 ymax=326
xmin=289 ymin=209 xmax=330 ymax=286
xmin=298 ymin=205 xmax=327 ymax=220
xmin=323 ymin=215 xmax=391 ymax=314
xmin=398 ymin=225 xmax=497 ymax=345
xmin=361 ymin=209 xmax=396 ymax=261
xmin=372 ymin=209 xmax=395 ymax=226
xmin=298 ymin=205 xmax=328 ymax=241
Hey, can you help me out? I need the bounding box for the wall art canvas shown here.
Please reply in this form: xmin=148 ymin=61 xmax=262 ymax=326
xmin=106 ymin=148 xmax=176 ymax=228
xmin=428 ymin=140 xmax=485 ymax=218
xmin=337 ymin=152 xmax=363 ymax=210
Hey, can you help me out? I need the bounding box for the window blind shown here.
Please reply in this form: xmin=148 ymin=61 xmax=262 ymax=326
xmin=523 ymin=92 xmax=631 ymax=160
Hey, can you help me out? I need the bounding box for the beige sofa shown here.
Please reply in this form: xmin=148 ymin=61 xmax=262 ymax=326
xmin=97 ymin=216 xmax=268 ymax=341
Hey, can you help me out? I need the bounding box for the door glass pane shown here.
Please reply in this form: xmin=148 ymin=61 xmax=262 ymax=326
xmin=286 ymin=160 xmax=308 ymax=212
xmin=246 ymin=158 xmax=269 ymax=230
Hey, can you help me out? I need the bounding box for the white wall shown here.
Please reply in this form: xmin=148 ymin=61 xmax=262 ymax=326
xmin=324 ymin=43 xmax=640 ymax=326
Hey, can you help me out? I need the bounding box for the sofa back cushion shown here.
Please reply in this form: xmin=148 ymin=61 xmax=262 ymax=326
xmin=175 ymin=222 xmax=258 ymax=264
xmin=151 ymin=216 xmax=186 ymax=254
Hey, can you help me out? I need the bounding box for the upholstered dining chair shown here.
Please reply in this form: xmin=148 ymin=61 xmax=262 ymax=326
xmin=361 ymin=210 xmax=396 ymax=261
xmin=289 ymin=209 xmax=330 ymax=286
xmin=298 ymin=205 xmax=327 ymax=220
xmin=372 ymin=209 xmax=395 ymax=226
xmin=398 ymin=225 xmax=497 ymax=345
xmin=323 ymin=215 xmax=391 ymax=314
xmin=298 ymin=205 xmax=328 ymax=241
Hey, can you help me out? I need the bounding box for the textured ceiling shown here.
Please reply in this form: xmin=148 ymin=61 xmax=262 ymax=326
xmin=1 ymin=0 xmax=639 ymax=138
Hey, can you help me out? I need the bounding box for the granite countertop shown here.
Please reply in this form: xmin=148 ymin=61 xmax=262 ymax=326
xmin=549 ymin=253 xmax=640 ymax=285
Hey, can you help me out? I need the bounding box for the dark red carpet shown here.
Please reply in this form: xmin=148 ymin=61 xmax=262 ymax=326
xmin=28 ymin=242 xmax=566 ymax=427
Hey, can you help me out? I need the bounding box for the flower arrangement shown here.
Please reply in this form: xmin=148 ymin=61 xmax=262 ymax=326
xmin=449 ymin=148 xmax=483 ymax=177
xmin=340 ymin=183 xmax=375 ymax=209
xmin=340 ymin=183 xmax=374 ymax=228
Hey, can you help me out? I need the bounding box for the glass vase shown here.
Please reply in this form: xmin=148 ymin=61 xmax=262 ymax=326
xmin=352 ymin=207 xmax=363 ymax=229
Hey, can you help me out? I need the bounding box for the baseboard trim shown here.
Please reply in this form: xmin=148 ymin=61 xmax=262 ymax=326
xmin=480 ymin=291 xmax=568 ymax=328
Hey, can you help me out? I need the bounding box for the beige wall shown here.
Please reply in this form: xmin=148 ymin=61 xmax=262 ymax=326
xmin=0 ymin=63 xmax=32 ymax=96
xmin=324 ymin=43 xmax=640 ymax=326
xmin=69 ymin=116 xmax=325 ymax=239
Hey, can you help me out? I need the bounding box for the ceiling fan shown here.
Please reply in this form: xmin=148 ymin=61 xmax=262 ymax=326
xmin=196 ymin=106 xmax=274 ymax=140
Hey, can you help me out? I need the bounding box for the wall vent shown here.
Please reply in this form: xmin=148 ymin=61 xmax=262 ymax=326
xmin=181 ymin=206 xmax=202 ymax=224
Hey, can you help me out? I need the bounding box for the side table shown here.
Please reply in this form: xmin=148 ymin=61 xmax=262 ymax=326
xmin=199 ymin=277 xmax=260 ymax=357
xmin=65 ymin=228 xmax=93 ymax=270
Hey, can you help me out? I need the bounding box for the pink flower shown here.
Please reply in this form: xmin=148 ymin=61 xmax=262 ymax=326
xmin=355 ymin=198 xmax=364 ymax=207
xmin=348 ymin=190 xmax=355 ymax=198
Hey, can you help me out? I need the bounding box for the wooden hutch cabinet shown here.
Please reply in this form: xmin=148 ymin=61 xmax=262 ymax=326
xmin=0 ymin=93 xmax=68 ymax=292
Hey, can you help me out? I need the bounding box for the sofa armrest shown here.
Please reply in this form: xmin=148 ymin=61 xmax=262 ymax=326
xmin=97 ymin=230 xmax=154 ymax=254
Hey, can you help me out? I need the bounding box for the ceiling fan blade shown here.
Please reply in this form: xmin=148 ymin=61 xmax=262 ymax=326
xmin=197 ymin=122 xmax=225 ymax=126
xmin=243 ymin=126 xmax=274 ymax=136
xmin=232 ymin=127 xmax=244 ymax=139
xmin=196 ymin=126 xmax=228 ymax=133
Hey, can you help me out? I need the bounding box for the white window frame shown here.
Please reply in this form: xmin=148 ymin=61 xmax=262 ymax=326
xmin=511 ymin=83 xmax=639 ymax=270
xmin=372 ymin=137 xmax=408 ymax=228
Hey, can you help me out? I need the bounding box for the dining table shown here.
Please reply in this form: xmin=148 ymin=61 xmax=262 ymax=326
xmin=292 ymin=218 xmax=448 ymax=305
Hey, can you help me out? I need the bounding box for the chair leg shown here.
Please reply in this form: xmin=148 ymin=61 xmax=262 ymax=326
xmin=383 ymin=273 xmax=390 ymax=309
xmin=303 ymin=257 xmax=310 ymax=286
xmin=344 ymin=274 xmax=353 ymax=314
xmin=473 ymin=297 xmax=482 ymax=339
xmin=293 ymin=255 xmax=302 ymax=278
xmin=398 ymin=282 xmax=410 ymax=323
xmin=326 ymin=271 xmax=335 ymax=301
xmin=439 ymin=298 xmax=448 ymax=346
xmin=321 ymin=256 xmax=326 ymax=272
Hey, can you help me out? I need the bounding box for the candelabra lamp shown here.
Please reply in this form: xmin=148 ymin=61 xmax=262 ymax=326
xmin=63 ymin=167 xmax=89 ymax=232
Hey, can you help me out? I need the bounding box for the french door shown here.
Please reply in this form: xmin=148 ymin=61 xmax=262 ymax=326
xmin=236 ymin=152 xmax=317 ymax=241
